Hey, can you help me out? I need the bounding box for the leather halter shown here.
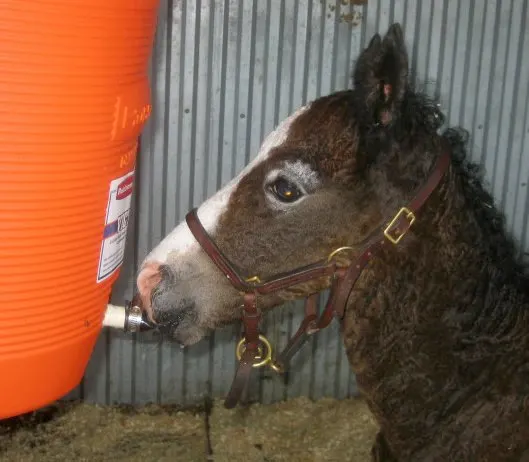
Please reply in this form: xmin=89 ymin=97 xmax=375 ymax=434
xmin=185 ymin=147 xmax=451 ymax=409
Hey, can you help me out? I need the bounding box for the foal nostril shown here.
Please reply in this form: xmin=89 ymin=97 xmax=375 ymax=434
xmin=136 ymin=261 xmax=163 ymax=322
xmin=137 ymin=261 xmax=162 ymax=297
xmin=137 ymin=260 xmax=197 ymax=336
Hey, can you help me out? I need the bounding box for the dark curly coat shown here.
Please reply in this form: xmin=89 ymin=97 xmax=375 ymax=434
xmin=341 ymin=25 xmax=529 ymax=462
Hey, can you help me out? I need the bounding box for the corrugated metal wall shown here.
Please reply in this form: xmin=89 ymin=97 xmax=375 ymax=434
xmin=68 ymin=0 xmax=529 ymax=406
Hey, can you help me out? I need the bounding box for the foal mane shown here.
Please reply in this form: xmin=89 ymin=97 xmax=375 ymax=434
xmin=442 ymin=127 xmax=528 ymax=284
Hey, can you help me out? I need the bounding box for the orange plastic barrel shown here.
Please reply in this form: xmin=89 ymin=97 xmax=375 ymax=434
xmin=0 ymin=0 xmax=160 ymax=419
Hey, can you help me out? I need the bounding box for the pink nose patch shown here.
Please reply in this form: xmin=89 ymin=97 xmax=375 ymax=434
xmin=136 ymin=261 xmax=162 ymax=322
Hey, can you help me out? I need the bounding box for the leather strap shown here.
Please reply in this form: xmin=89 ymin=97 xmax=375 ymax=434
xmin=224 ymin=348 xmax=256 ymax=408
xmin=186 ymin=211 xmax=341 ymax=294
xmin=273 ymin=293 xmax=319 ymax=372
xmin=408 ymin=143 xmax=451 ymax=213
xmin=242 ymin=293 xmax=260 ymax=347
xmin=186 ymin=213 xmax=250 ymax=291
xmin=184 ymin=147 xmax=452 ymax=408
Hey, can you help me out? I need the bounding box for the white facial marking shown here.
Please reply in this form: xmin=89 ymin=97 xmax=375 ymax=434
xmin=266 ymin=159 xmax=320 ymax=193
xmin=141 ymin=104 xmax=310 ymax=267
xmin=264 ymin=160 xmax=320 ymax=210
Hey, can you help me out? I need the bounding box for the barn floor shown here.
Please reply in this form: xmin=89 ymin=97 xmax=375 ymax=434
xmin=0 ymin=396 xmax=378 ymax=461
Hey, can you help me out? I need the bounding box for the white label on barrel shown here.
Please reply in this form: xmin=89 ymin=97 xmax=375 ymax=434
xmin=97 ymin=170 xmax=135 ymax=283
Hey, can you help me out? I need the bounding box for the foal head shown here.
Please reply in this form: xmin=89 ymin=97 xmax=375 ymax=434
xmin=136 ymin=23 xmax=445 ymax=345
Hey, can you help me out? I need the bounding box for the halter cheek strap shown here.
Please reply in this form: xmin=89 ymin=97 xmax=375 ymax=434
xmin=185 ymin=146 xmax=451 ymax=409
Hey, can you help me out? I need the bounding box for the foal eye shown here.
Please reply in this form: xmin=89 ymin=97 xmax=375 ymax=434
xmin=270 ymin=178 xmax=303 ymax=203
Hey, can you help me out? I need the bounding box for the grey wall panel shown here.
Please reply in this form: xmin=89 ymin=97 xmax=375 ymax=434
xmin=71 ymin=0 xmax=529 ymax=406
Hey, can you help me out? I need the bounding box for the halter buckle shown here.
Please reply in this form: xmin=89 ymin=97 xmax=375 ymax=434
xmin=384 ymin=207 xmax=416 ymax=245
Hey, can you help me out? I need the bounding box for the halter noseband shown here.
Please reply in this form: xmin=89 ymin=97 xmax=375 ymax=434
xmin=185 ymin=146 xmax=451 ymax=409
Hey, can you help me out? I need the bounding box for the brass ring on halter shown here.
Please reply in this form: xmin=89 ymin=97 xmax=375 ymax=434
xmin=327 ymin=246 xmax=355 ymax=263
xmin=236 ymin=334 xmax=273 ymax=368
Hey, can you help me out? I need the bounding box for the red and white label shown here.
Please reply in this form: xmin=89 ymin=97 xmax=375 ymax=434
xmin=116 ymin=175 xmax=134 ymax=200
xmin=97 ymin=170 xmax=135 ymax=283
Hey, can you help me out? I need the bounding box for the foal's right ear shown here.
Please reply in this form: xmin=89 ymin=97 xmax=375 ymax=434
xmin=353 ymin=23 xmax=409 ymax=127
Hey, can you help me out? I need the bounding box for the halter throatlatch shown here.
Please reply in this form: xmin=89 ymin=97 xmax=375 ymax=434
xmin=185 ymin=147 xmax=451 ymax=409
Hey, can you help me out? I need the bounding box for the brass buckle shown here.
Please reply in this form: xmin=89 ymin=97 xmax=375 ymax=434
xmin=383 ymin=207 xmax=416 ymax=245
xmin=236 ymin=334 xmax=273 ymax=368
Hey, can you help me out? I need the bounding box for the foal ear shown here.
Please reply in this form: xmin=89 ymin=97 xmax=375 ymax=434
xmin=353 ymin=23 xmax=409 ymax=126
